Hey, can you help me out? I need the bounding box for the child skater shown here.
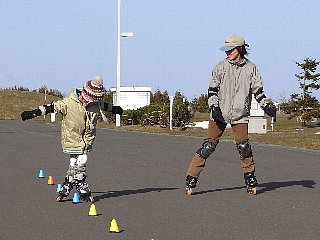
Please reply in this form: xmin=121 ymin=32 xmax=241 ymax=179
xmin=21 ymin=76 xmax=123 ymax=202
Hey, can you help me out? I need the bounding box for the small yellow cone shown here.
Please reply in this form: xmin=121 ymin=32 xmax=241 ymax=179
xmin=109 ymin=219 xmax=120 ymax=233
xmin=88 ymin=203 xmax=97 ymax=216
xmin=89 ymin=203 xmax=98 ymax=216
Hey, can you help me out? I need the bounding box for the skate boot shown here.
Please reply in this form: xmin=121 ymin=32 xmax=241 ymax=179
xmin=56 ymin=178 xmax=73 ymax=202
xmin=185 ymin=175 xmax=198 ymax=195
xmin=244 ymin=172 xmax=258 ymax=195
xmin=75 ymin=179 xmax=94 ymax=203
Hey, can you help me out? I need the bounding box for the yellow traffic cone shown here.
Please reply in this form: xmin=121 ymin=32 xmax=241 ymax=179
xmin=109 ymin=219 xmax=120 ymax=233
xmin=88 ymin=203 xmax=97 ymax=216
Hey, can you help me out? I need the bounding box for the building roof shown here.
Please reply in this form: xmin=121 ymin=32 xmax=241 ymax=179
xmin=110 ymin=86 xmax=152 ymax=92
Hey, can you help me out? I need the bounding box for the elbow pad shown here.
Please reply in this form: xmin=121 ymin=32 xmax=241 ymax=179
xmin=208 ymin=86 xmax=218 ymax=98
xmin=43 ymin=103 xmax=54 ymax=115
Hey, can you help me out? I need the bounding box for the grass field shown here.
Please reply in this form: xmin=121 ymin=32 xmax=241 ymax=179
xmin=96 ymin=115 xmax=320 ymax=150
xmin=1 ymin=90 xmax=319 ymax=150
xmin=0 ymin=90 xmax=61 ymax=119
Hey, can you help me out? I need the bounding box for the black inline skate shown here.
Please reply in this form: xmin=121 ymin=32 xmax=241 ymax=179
xmin=56 ymin=178 xmax=73 ymax=202
xmin=75 ymin=179 xmax=94 ymax=203
xmin=185 ymin=175 xmax=198 ymax=195
xmin=244 ymin=172 xmax=258 ymax=195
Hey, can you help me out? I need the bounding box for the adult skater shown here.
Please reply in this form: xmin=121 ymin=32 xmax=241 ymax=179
xmin=185 ymin=35 xmax=276 ymax=195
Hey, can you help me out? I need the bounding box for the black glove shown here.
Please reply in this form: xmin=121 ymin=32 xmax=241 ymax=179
xmin=21 ymin=109 xmax=42 ymax=121
xmin=211 ymin=106 xmax=223 ymax=123
xmin=262 ymin=104 xmax=277 ymax=122
xmin=112 ymin=106 xmax=123 ymax=115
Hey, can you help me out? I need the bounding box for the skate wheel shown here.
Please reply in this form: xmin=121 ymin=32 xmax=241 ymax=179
xmin=247 ymin=187 xmax=257 ymax=195
xmin=81 ymin=196 xmax=95 ymax=203
xmin=186 ymin=187 xmax=193 ymax=195
xmin=89 ymin=196 xmax=94 ymax=203
xmin=56 ymin=195 xmax=63 ymax=202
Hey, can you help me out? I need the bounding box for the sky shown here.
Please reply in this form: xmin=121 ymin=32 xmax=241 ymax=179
xmin=0 ymin=0 xmax=320 ymax=101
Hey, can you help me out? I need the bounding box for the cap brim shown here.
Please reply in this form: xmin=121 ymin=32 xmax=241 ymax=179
xmin=219 ymin=46 xmax=235 ymax=51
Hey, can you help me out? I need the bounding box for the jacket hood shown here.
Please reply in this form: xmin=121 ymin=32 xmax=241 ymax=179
xmin=67 ymin=88 xmax=82 ymax=104
xmin=227 ymin=58 xmax=248 ymax=67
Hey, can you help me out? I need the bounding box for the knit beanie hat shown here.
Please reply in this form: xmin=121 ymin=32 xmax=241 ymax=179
xmin=81 ymin=76 xmax=105 ymax=105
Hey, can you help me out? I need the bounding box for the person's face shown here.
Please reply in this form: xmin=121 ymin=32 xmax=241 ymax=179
xmin=79 ymin=95 xmax=96 ymax=108
xmin=225 ymin=47 xmax=242 ymax=62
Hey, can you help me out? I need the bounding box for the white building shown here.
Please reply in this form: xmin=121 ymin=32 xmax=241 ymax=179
xmin=248 ymin=96 xmax=267 ymax=134
xmin=110 ymin=86 xmax=152 ymax=110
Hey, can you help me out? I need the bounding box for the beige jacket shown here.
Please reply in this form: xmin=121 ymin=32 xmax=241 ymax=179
xmin=208 ymin=58 xmax=271 ymax=124
xmin=39 ymin=89 xmax=102 ymax=155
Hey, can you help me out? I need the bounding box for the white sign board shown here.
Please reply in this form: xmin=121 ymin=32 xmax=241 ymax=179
xmin=110 ymin=86 xmax=152 ymax=110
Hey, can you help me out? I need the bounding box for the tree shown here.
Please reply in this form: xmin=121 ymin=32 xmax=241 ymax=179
xmin=295 ymin=58 xmax=320 ymax=97
xmin=173 ymin=90 xmax=188 ymax=105
xmin=283 ymin=58 xmax=320 ymax=126
xmin=151 ymin=89 xmax=170 ymax=105
xmin=282 ymin=93 xmax=318 ymax=119
xmin=190 ymin=94 xmax=209 ymax=113
xmin=104 ymin=89 xmax=113 ymax=103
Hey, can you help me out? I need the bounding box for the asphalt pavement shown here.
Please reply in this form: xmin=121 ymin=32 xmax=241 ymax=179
xmin=0 ymin=120 xmax=319 ymax=240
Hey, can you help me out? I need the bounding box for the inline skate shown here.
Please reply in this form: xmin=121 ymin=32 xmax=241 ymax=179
xmin=244 ymin=172 xmax=258 ymax=195
xmin=185 ymin=175 xmax=198 ymax=195
xmin=56 ymin=178 xmax=73 ymax=202
xmin=75 ymin=179 xmax=94 ymax=203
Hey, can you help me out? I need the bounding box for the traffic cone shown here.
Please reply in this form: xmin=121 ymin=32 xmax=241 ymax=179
xmin=38 ymin=169 xmax=45 ymax=178
xmin=109 ymin=219 xmax=120 ymax=233
xmin=47 ymin=176 xmax=55 ymax=185
xmin=72 ymin=192 xmax=80 ymax=204
xmin=88 ymin=203 xmax=97 ymax=216
xmin=56 ymin=183 xmax=62 ymax=193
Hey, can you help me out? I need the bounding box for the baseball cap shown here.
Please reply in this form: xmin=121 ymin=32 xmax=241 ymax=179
xmin=219 ymin=34 xmax=248 ymax=51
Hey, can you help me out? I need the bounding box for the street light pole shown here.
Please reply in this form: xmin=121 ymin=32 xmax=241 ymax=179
xmin=115 ymin=0 xmax=133 ymax=127
xmin=115 ymin=0 xmax=121 ymax=127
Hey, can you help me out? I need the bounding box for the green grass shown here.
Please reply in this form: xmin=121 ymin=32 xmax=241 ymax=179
xmin=0 ymin=90 xmax=61 ymax=119
xmin=97 ymin=117 xmax=320 ymax=150
xmin=1 ymin=90 xmax=319 ymax=150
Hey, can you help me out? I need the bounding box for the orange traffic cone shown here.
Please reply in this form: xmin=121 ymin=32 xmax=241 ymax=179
xmin=47 ymin=176 xmax=55 ymax=185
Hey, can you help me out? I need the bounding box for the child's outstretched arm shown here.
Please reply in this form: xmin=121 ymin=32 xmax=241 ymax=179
xmin=21 ymin=103 xmax=54 ymax=121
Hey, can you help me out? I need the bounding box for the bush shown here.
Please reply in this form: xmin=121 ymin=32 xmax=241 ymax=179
xmin=113 ymin=101 xmax=193 ymax=130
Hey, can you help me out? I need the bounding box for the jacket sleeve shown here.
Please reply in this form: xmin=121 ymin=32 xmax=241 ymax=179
xmin=38 ymin=99 xmax=68 ymax=116
xmin=53 ymin=99 xmax=69 ymax=115
xmin=37 ymin=98 xmax=67 ymax=116
xmin=207 ymin=66 xmax=221 ymax=108
xmin=251 ymin=65 xmax=272 ymax=107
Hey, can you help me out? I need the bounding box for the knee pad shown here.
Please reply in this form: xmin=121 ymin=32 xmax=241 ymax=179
xmin=69 ymin=157 xmax=77 ymax=167
xmin=196 ymin=140 xmax=217 ymax=159
xmin=236 ymin=140 xmax=253 ymax=158
xmin=69 ymin=154 xmax=87 ymax=166
xmin=76 ymin=154 xmax=88 ymax=166
xmin=75 ymin=154 xmax=87 ymax=180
